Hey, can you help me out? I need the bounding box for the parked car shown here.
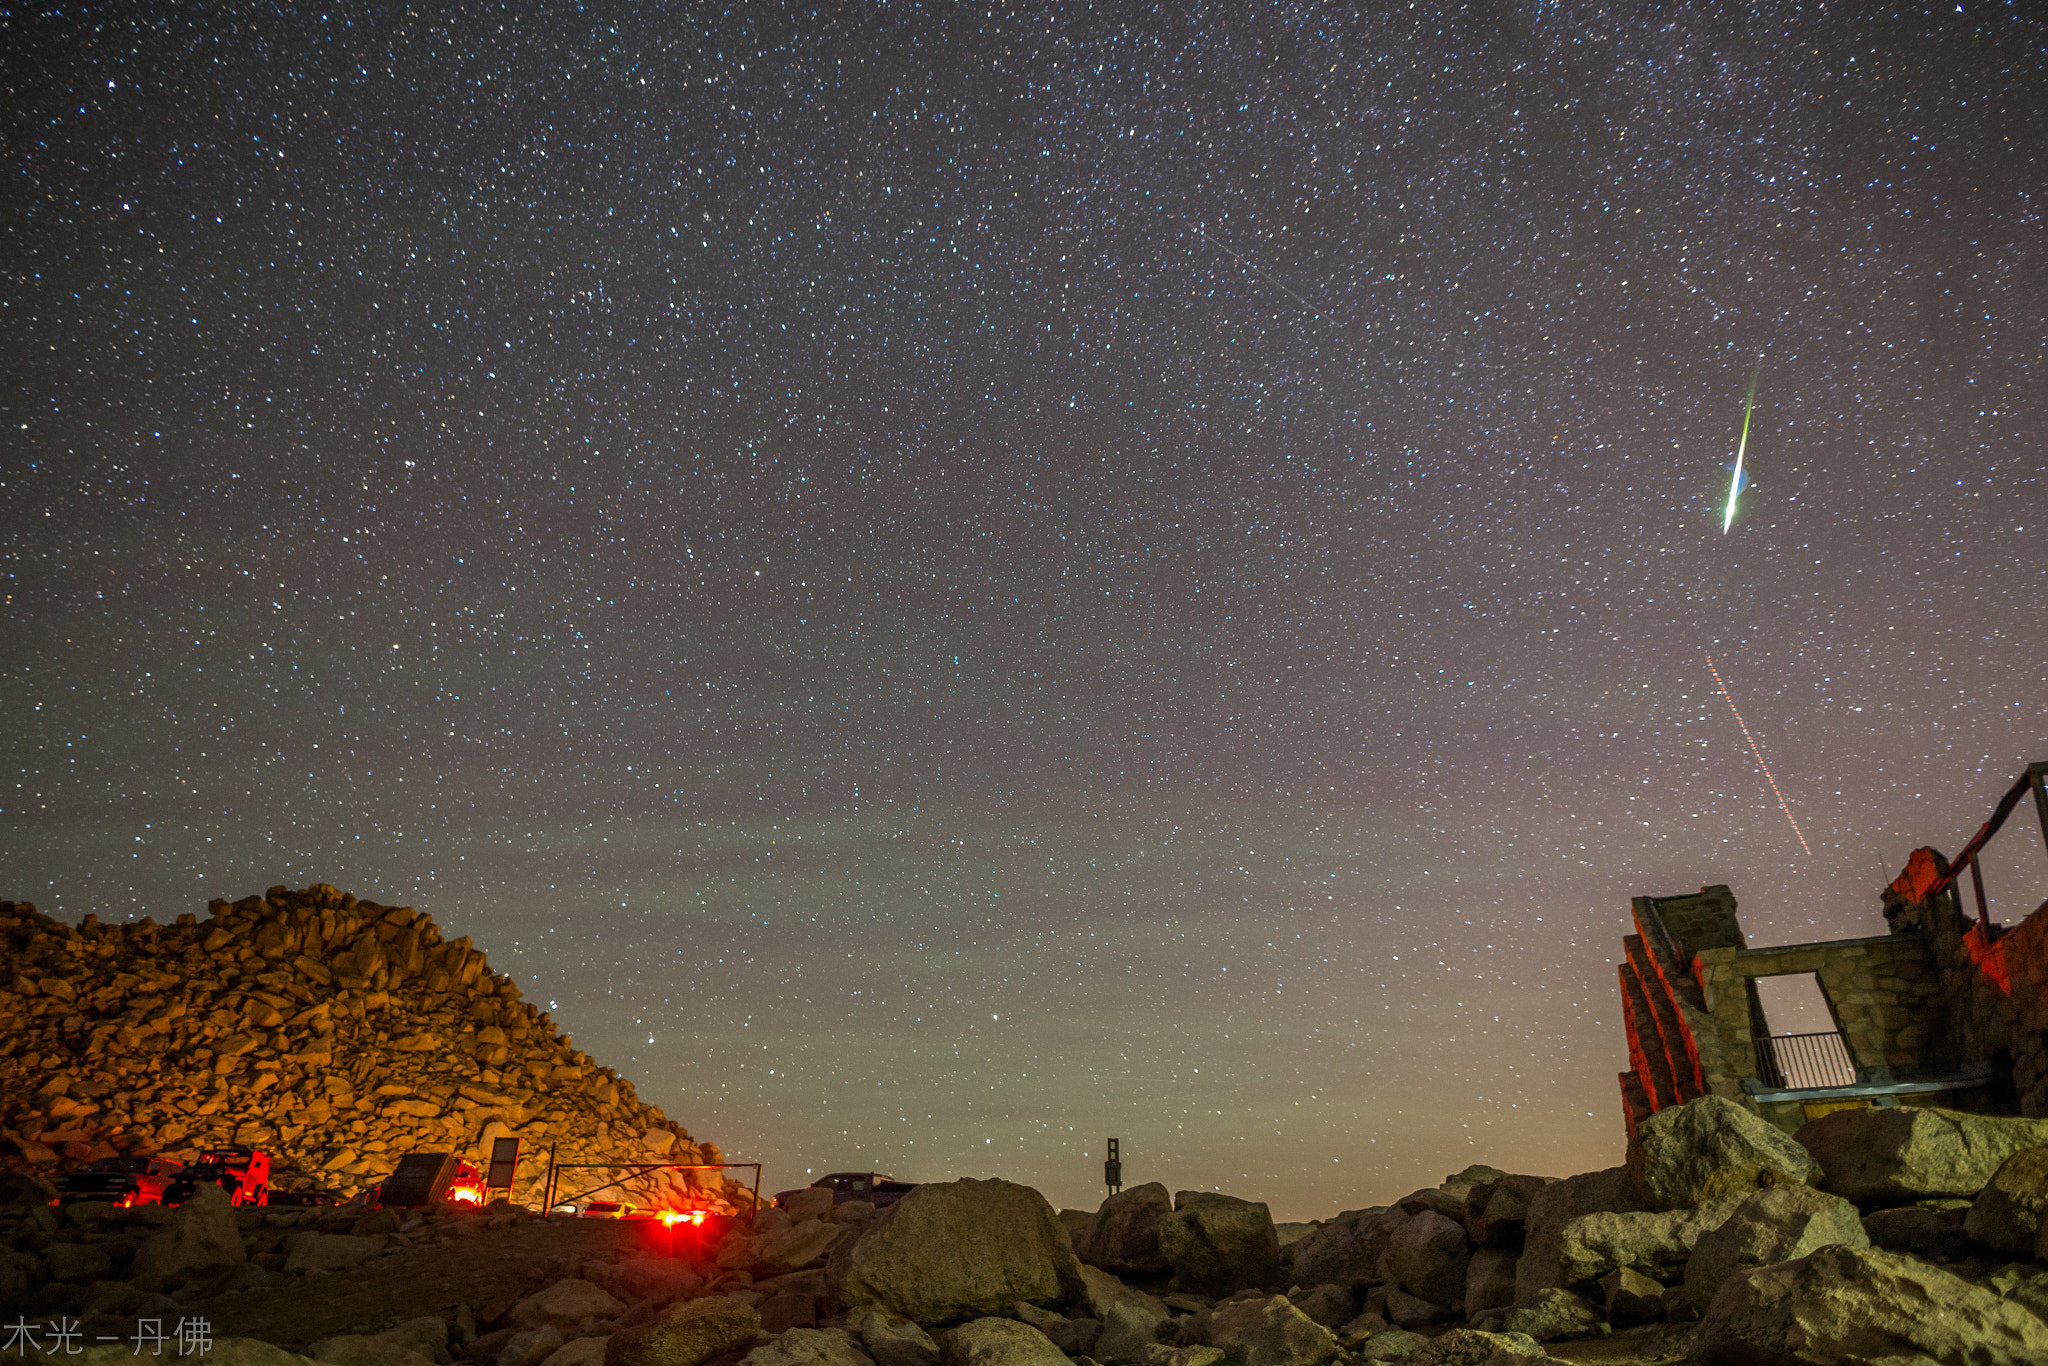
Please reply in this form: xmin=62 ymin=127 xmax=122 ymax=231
xmin=164 ymin=1148 xmax=269 ymax=1207
xmin=772 ymin=1172 xmax=918 ymax=1209
xmin=56 ymin=1154 xmax=183 ymax=1207
xmin=579 ymin=1200 xmax=635 ymax=1219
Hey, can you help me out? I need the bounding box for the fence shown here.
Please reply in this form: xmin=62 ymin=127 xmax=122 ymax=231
xmin=1753 ymin=1031 xmax=1858 ymax=1090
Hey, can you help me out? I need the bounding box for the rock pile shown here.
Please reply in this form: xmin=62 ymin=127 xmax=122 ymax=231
xmin=0 ymin=888 xmax=745 ymax=1212
xmin=13 ymin=1094 xmax=2048 ymax=1365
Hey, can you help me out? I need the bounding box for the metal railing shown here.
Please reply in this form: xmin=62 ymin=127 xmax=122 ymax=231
xmin=1754 ymin=1031 xmax=1857 ymax=1090
xmin=1925 ymin=762 xmax=2048 ymax=933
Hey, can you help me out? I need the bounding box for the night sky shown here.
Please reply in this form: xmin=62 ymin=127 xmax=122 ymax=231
xmin=5 ymin=3 xmax=2045 ymax=1220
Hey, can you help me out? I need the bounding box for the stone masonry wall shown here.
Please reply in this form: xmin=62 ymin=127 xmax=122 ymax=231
xmin=0 ymin=886 xmax=748 ymax=1212
xmin=1887 ymin=846 xmax=2048 ymax=1117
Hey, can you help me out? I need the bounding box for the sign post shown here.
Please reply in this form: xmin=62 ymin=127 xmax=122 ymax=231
xmin=1104 ymin=1138 xmax=1122 ymax=1196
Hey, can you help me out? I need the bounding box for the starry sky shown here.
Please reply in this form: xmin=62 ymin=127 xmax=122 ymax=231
xmin=5 ymin=2 xmax=2045 ymax=1220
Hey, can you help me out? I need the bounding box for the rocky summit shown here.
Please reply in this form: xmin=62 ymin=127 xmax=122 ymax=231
xmin=10 ymin=892 xmax=2048 ymax=1366
xmin=0 ymin=887 xmax=744 ymax=1213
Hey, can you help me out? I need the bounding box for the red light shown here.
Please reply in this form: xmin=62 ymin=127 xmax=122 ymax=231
xmin=659 ymin=1209 xmax=707 ymax=1227
xmin=450 ymin=1187 xmax=482 ymax=1205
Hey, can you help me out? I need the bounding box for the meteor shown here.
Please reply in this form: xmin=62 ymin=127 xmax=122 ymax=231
xmin=1722 ymin=358 xmax=1762 ymax=533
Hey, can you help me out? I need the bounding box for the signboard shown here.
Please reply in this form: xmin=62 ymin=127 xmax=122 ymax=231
xmin=488 ymin=1137 xmax=521 ymax=1190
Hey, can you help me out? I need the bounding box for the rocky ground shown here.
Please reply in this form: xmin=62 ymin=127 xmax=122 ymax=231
xmin=9 ymin=1096 xmax=2048 ymax=1365
xmin=0 ymin=891 xmax=745 ymax=1213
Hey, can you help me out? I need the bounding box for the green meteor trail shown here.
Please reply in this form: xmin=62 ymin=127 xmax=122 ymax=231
xmin=1723 ymin=357 xmax=1762 ymax=534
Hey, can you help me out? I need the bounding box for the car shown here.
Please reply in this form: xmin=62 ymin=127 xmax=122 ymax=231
xmin=773 ymin=1172 xmax=918 ymax=1210
xmin=164 ymin=1148 xmax=270 ymax=1207
xmin=579 ymin=1200 xmax=636 ymax=1219
xmin=56 ymin=1154 xmax=184 ymax=1207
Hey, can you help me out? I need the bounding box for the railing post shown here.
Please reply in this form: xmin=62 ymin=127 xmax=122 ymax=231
xmin=2029 ymin=762 xmax=2048 ymax=868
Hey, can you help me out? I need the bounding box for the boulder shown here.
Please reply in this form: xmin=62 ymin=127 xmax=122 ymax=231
xmin=131 ymin=1181 xmax=246 ymax=1281
xmin=42 ymin=1241 xmax=114 ymax=1283
xmin=761 ymin=1293 xmax=819 ymax=1335
xmin=501 ymin=1328 xmax=566 ymax=1366
xmin=852 ymin=1309 xmax=941 ymax=1366
xmin=1599 ymin=1268 xmax=1663 ymax=1327
xmin=1355 ymin=1330 xmax=1429 ymax=1363
xmin=606 ymin=1295 xmax=762 ymax=1366
xmin=1497 ymin=1288 xmax=1598 ymax=1342
xmin=513 ymin=1280 xmax=629 ymax=1332
xmin=73 ymin=1342 xmax=313 ymax=1366
xmin=1206 ymin=1294 xmax=1339 ymax=1366
xmin=937 ymin=1319 xmax=1068 ymax=1366
xmin=1552 ymin=1194 xmax=1740 ymax=1287
xmin=1077 ymin=1265 xmax=1172 ymax=1363
xmin=1287 ymin=1284 xmax=1356 ymax=1328
xmin=752 ymin=1221 xmax=844 ymax=1274
xmin=1290 ymin=1207 xmax=1409 ymax=1291
xmin=309 ymin=1335 xmax=434 ymax=1366
xmin=1079 ymin=1183 xmax=1174 ymax=1276
xmin=1406 ymin=1329 xmax=1543 ymax=1366
xmin=0 ymin=1170 xmax=59 ymax=1207
xmin=1861 ymin=1203 xmax=1952 ymax=1252
xmin=1158 ymin=1192 xmax=1281 ymax=1297
xmin=1683 ymin=1184 xmax=1868 ymax=1313
xmin=1796 ymin=1105 xmax=2048 ymax=1202
xmin=1381 ymin=1289 xmax=1450 ymax=1328
xmin=1013 ymin=1303 xmax=1096 ymax=1356
xmin=1462 ymin=1177 xmax=1546 ymax=1250
xmin=615 ymin=1256 xmax=705 ymax=1303
xmin=1463 ymin=1250 xmax=1517 ymax=1316
xmin=1513 ymin=1166 xmax=1643 ymax=1308
xmin=541 ymin=1343 xmax=611 ymax=1366
xmin=828 ymin=1179 xmax=1086 ymax=1324
xmin=1632 ymin=1095 xmax=1819 ymax=1212
xmin=1966 ymin=1146 xmax=2048 ymax=1254
xmin=742 ymin=1329 xmax=875 ymax=1366
xmin=1139 ymin=1349 xmax=1223 ymax=1366
xmin=1693 ymin=1243 xmax=2048 ymax=1365
xmin=284 ymin=1232 xmax=386 ymax=1273
xmin=1381 ymin=1211 xmax=1469 ymax=1309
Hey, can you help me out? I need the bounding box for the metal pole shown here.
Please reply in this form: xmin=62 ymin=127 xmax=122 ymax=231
xmin=2029 ymin=762 xmax=2048 ymax=867
xmin=750 ymin=1163 xmax=761 ymax=1221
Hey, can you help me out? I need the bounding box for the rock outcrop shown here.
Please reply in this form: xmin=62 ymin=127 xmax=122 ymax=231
xmin=1795 ymin=1105 xmax=2048 ymax=1203
xmin=0 ymin=890 xmax=745 ymax=1212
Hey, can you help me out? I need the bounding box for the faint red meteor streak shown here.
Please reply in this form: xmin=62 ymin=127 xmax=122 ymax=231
xmin=1704 ymin=653 xmax=1813 ymax=856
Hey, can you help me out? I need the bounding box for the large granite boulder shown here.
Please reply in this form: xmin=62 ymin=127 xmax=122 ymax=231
xmin=752 ymin=1221 xmax=846 ymax=1275
xmin=852 ymin=1310 xmax=939 ymax=1366
xmin=1692 ymin=1243 xmax=2048 ymax=1365
xmin=1496 ymin=1288 xmax=1599 ymax=1343
xmin=1206 ymin=1294 xmax=1339 ymax=1366
xmin=1407 ymin=1329 xmax=1543 ymax=1366
xmin=1552 ymin=1194 xmax=1740 ymax=1287
xmin=1078 ymin=1183 xmax=1173 ymax=1277
xmin=1289 ymin=1207 xmax=1409 ymax=1291
xmin=1796 ymin=1106 xmax=2048 ymax=1202
xmin=1683 ymin=1185 xmax=1867 ymax=1313
xmin=937 ymin=1320 xmax=1067 ymax=1366
xmin=1513 ymin=1166 xmax=1643 ymax=1308
xmin=1631 ymin=1095 xmax=1819 ymax=1211
xmin=741 ymin=1331 xmax=874 ymax=1366
xmin=130 ymin=1180 xmax=245 ymax=1282
xmin=1965 ymin=1146 xmax=2048 ymax=1255
xmin=1380 ymin=1211 xmax=1470 ymax=1310
xmin=1463 ymin=1249 xmax=1517 ymax=1316
xmin=606 ymin=1296 xmax=762 ymax=1366
xmin=1077 ymin=1265 xmax=1171 ymax=1363
xmin=828 ymin=1179 xmax=1086 ymax=1325
xmin=512 ymin=1280 xmax=629 ymax=1332
xmin=1461 ymin=1176 xmax=1546 ymax=1249
xmin=1158 ymin=1192 xmax=1281 ymax=1297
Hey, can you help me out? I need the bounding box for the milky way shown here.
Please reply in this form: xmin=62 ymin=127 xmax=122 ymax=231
xmin=6 ymin=3 xmax=2044 ymax=1218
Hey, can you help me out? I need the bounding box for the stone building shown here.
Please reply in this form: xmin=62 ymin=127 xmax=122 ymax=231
xmin=1617 ymin=762 xmax=2048 ymax=1137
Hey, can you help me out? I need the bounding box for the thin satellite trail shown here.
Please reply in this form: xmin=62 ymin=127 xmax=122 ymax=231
xmin=1704 ymin=653 xmax=1812 ymax=856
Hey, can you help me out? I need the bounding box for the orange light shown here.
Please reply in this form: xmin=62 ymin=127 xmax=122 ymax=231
xmin=659 ymin=1209 xmax=707 ymax=1227
xmin=449 ymin=1187 xmax=483 ymax=1205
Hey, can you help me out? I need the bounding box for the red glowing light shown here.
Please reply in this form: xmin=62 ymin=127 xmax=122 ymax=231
xmin=449 ymin=1187 xmax=483 ymax=1205
xmin=659 ymin=1209 xmax=708 ymax=1227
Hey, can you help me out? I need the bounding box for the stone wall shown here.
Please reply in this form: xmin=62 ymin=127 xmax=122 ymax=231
xmin=1886 ymin=846 xmax=2048 ymax=1117
xmin=0 ymin=885 xmax=748 ymax=1212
